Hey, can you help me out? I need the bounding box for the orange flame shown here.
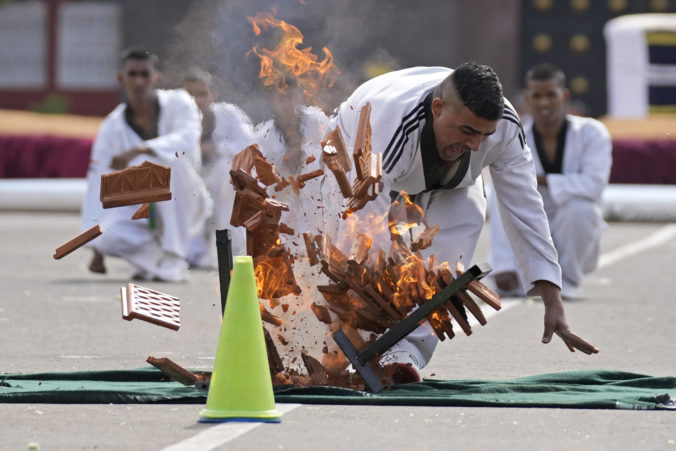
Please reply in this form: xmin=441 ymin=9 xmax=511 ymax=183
xmin=388 ymin=191 xmax=427 ymax=239
xmin=391 ymin=249 xmax=436 ymax=309
xmin=254 ymin=255 xmax=299 ymax=301
xmin=247 ymin=12 xmax=340 ymax=102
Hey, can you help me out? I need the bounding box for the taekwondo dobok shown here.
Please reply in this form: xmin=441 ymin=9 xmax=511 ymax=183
xmin=489 ymin=114 xmax=613 ymax=298
xmin=81 ymin=89 xmax=211 ymax=282
xmin=332 ymin=66 xmax=562 ymax=370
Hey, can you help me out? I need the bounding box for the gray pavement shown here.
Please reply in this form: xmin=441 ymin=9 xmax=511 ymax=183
xmin=1 ymin=212 xmax=675 ymax=450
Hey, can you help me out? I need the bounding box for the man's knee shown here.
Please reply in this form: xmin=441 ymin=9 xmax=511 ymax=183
xmin=553 ymin=198 xmax=601 ymax=231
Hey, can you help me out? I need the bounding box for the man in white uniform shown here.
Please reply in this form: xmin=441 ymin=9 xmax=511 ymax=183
xmin=80 ymin=48 xmax=210 ymax=282
xmin=333 ymin=62 xmax=599 ymax=383
xmin=182 ymin=70 xmax=257 ymax=263
xmin=489 ymin=63 xmax=613 ymax=299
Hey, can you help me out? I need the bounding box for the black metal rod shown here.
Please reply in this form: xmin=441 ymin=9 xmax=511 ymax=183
xmin=332 ymin=329 xmax=384 ymax=393
xmin=356 ymin=263 xmax=491 ymax=364
xmin=215 ymin=229 xmax=233 ymax=315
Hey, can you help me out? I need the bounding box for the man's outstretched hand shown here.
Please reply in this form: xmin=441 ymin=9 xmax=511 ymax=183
xmin=542 ymin=307 xmax=599 ymax=354
xmin=535 ymin=280 xmax=599 ymax=355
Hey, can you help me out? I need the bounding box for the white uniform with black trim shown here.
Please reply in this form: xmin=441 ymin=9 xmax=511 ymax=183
xmin=334 ymin=67 xmax=561 ymax=369
xmin=81 ymin=89 xmax=211 ymax=281
xmin=489 ymin=114 xmax=612 ymax=296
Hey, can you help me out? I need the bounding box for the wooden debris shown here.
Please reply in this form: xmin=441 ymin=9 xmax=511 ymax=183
xmin=322 ymin=127 xmax=353 ymax=198
xmin=254 ymin=154 xmax=282 ymax=186
xmin=353 ymin=103 xmax=372 ymax=180
xmin=321 ymin=127 xmax=352 ymax=171
xmin=264 ymin=327 xmax=285 ymax=376
xmin=446 ymin=298 xmax=472 ymax=336
xmin=411 ymin=223 xmax=439 ymax=252
xmin=53 ymin=225 xmax=102 ymax=259
xmin=348 ymin=233 xmax=372 ymax=265
xmin=289 ymin=176 xmax=303 ymax=196
xmin=274 ymin=177 xmax=291 ymax=192
xmin=261 ymin=198 xmax=290 ymax=213
xmin=230 ymin=168 xmax=267 ymax=197
xmin=466 ymin=280 xmax=502 ymax=311
xmin=224 ymin=139 xmax=499 ymax=389
xmin=260 ymin=303 xmax=282 ymax=326
xmin=297 ymin=168 xmax=324 ymax=185
xmin=121 ymin=283 xmax=180 ymax=331
xmin=303 ymin=232 xmax=321 ymax=265
xmin=279 ymin=223 xmax=294 ymax=235
xmin=345 ymin=132 xmax=382 ymax=215
xmin=232 ymin=144 xmax=263 ymax=173
xmin=456 ymin=289 xmax=487 ymax=325
xmin=100 ymin=161 xmax=171 ymax=208
xmin=243 ymin=211 xmax=265 ymax=231
xmin=146 ymin=356 xmax=197 ymax=386
xmin=230 ymin=189 xmax=265 ymax=227
xmin=456 ymin=261 xmax=501 ymax=311
xmin=311 ymin=303 xmax=332 ymax=324
xmin=131 ymin=203 xmax=150 ymax=220
xmin=301 ymin=353 xmax=329 ymax=385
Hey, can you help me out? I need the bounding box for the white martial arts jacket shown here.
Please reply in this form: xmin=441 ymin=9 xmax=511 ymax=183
xmin=489 ymin=114 xmax=612 ymax=285
xmin=334 ymin=66 xmax=561 ymax=290
xmin=81 ymin=89 xmax=210 ymax=257
xmin=531 ymin=114 xmax=613 ymax=208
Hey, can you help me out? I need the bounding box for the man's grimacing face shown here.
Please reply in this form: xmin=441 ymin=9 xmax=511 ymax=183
xmin=431 ymin=92 xmax=498 ymax=163
xmin=118 ymin=59 xmax=159 ymax=104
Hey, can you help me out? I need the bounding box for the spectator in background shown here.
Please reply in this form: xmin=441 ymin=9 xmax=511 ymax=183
xmin=80 ymin=48 xmax=211 ymax=282
xmin=489 ymin=63 xmax=612 ymax=298
xmin=182 ymin=69 xmax=257 ymax=263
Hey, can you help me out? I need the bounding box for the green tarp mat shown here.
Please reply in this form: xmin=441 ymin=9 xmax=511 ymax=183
xmin=1 ymin=369 xmax=675 ymax=410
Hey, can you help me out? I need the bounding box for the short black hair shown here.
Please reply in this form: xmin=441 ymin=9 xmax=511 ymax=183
xmin=120 ymin=47 xmax=160 ymax=70
xmin=525 ymin=63 xmax=566 ymax=88
xmin=449 ymin=61 xmax=504 ymax=121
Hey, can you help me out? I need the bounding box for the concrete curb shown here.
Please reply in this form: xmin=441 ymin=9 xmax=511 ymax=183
xmin=601 ymin=184 xmax=676 ymax=222
xmin=1 ymin=179 xmax=675 ymax=222
xmin=0 ymin=178 xmax=86 ymax=212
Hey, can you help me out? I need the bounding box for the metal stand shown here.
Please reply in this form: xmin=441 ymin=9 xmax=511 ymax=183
xmin=333 ymin=262 xmax=492 ymax=393
xmin=215 ymin=229 xmax=234 ymax=315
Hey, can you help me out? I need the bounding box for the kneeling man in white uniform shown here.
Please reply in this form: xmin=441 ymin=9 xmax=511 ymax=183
xmin=80 ymin=48 xmax=211 ymax=282
xmin=489 ymin=63 xmax=612 ymax=299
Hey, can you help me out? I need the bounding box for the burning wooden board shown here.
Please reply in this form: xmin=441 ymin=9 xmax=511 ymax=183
xmin=223 ymin=111 xmax=501 ymax=389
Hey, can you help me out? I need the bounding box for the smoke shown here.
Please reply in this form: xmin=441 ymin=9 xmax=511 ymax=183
xmin=164 ymin=0 xmax=405 ymax=123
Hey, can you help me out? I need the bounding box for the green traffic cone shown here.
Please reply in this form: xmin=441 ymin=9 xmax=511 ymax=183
xmin=199 ymin=256 xmax=282 ymax=423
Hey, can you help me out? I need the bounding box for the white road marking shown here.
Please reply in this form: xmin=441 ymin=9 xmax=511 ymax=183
xmin=59 ymin=355 xmax=102 ymax=359
xmin=60 ymin=295 xmax=110 ymax=303
xmin=597 ymin=224 xmax=676 ymax=269
xmin=161 ymin=403 xmax=301 ymax=451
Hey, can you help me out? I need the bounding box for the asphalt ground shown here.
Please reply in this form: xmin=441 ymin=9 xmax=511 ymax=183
xmin=1 ymin=211 xmax=675 ymax=450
